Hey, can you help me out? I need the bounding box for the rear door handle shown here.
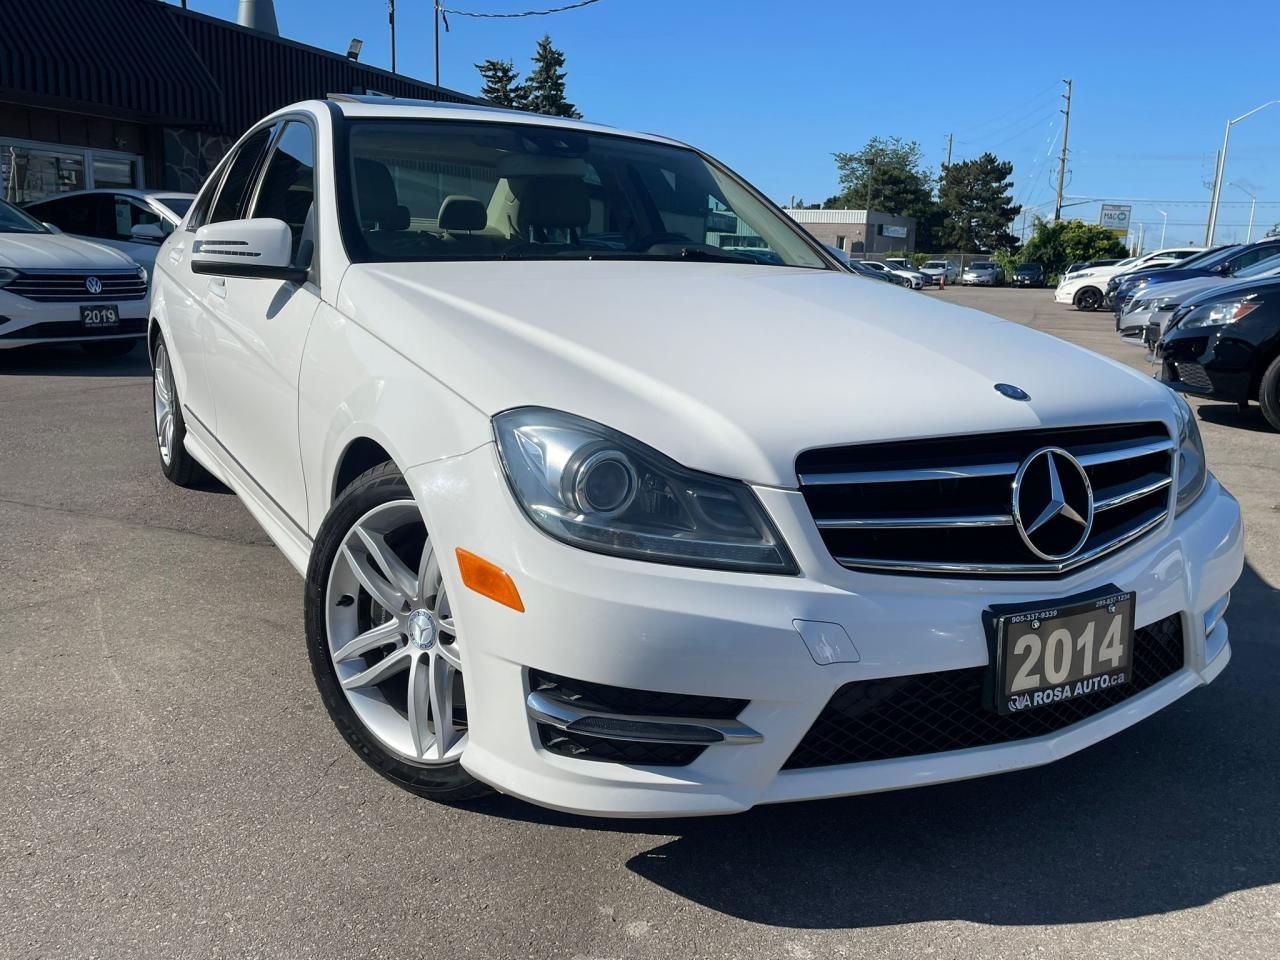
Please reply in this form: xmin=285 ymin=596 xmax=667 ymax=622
xmin=208 ymin=276 xmax=227 ymax=299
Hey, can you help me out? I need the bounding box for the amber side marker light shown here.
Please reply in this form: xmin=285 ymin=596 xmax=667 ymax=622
xmin=456 ymin=548 xmax=525 ymax=612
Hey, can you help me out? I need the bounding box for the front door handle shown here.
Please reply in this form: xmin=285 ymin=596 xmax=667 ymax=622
xmin=208 ymin=276 xmax=227 ymax=299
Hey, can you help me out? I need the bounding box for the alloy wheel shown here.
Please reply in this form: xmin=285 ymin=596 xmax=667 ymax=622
xmin=324 ymin=500 xmax=467 ymax=765
xmin=153 ymin=342 xmax=175 ymax=466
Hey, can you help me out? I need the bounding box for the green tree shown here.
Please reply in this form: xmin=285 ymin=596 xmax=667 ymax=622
xmin=475 ymin=58 xmax=525 ymax=109
xmin=829 ymin=137 xmax=934 ymax=218
xmin=521 ymin=34 xmax=581 ymax=119
xmin=937 ymin=152 xmax=1021 ymax=252
xmin=1019 ymin=218 xmax=1129 ymax=279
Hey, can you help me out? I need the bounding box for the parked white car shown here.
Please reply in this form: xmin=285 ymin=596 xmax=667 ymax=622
xmin=858 ymin=259 xmax=921 ymax=288
xmin=1055 ymin=247 xmax=1202 ymax=311
xmin=149 ymin=97 xmax=1241 ymax=818
xmin=0 ymin=197 xmax=149 ymax=354
xmin=919 ymin=259 xmax=958 ymax=284
xmin=24 ymin=189 xmax=194 ymax=285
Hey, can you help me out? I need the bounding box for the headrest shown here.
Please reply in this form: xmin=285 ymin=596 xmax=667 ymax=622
xmin=438 ymin=195 xmax=487 ymax=232
xmin=354 ymin=158 xmax=409 ymax=231
xmin=520 ymin=177 xmax=590 ymax=230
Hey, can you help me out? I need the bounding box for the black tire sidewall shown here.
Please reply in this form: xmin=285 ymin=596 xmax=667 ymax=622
xmin=1259 ymin=355 xmax=1280 ymax=432
xmin=303 ymin=462 xmax=488 ymax=801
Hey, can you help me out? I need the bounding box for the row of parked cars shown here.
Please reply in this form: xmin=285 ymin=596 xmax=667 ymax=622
xmin=0 ymin=189 xmax=193 ymax=354
xmin=1056 ymin=239 xmax=1280 ymax=431
xmin=825 ymin=252 xmax=1048 ymax=289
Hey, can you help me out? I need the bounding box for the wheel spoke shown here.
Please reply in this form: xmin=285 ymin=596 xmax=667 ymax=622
xmin=340 ymin=646 xmax=411 ymax=690
xmin=354 ymin=526 xmax=419 ymax=600
xmin=406 ymin=651 xmax=431 ymax=760
xmin=418 ymin=543 xmax=440 ymax=607
xmin=332 ymin=617 xmax=401 ymax=664
xmin=427 ymin=650 xmax=458 ymax=761
xmin=341 ymin=544 xmax=407 ymax=614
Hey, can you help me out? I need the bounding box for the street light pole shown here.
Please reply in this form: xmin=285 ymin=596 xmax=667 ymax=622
xmin=1157 ymin=209 xmax=1168 ymax=248
xmin=1205 ymin=100 xmax=1280 ymax=244
xmin=1229 ymin=182 xmax=1258 ymax=243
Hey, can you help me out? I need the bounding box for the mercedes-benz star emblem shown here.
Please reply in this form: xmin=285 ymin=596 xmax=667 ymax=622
xmin=85 ymin=276 xmax=103 ymax=295
xmin=1011 ymin=447 xmax=1094 ymax=561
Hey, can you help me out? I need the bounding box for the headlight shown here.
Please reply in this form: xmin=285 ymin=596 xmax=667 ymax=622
xmin=1071 ymin=271 xmax=1094 ymax=282
xmin=1176 ymin=296 xmax=1260 ymax=331
xmin=1133 ymin=295 xmax=1170 ymax=314
xmin=1172 ymin=396 xmax=1207 ymax=514
xmin=493 ymin=408 xmax=796 ymax=574
xmin=0 ymin=267 xmax=17 ymax=288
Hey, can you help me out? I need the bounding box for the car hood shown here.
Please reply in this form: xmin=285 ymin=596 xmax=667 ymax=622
xmin=0 ymin=232 xmax=137 ymax=271
xmin=338 ymin=261 xmax=1178 ymax=486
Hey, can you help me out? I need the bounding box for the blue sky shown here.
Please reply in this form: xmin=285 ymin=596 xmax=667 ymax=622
xmin=185 ymin=0 xmax=1279 ymax=249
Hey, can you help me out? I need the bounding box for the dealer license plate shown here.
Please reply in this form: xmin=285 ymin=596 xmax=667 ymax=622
xmin=992 ymin=591 xmax=1135 ymax=715
xmin=80 ymin=304 xmax=120 ymax=328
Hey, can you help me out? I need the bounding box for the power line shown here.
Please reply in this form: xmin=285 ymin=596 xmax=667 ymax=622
xmin=438 ymin=0 xmax=605 ymax=18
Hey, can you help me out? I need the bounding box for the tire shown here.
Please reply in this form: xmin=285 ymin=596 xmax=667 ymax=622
xmin=1075 ymin=287 xmax=1102 ymax=311
xmin=305 ymin=462 xmax=490 ymax=802
xmin=82 ymin=338 xmax=138 ymax=357
xmin=1259 ymin=354 xmax=1280 ymax=432
xmin=152 ymin=334 xmax=209 ymax=487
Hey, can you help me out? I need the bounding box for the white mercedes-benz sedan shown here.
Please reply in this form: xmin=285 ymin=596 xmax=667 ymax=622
xmin=0 ymin=197 xmax=149 ymax=355
xmin=148 ymin=97 xmax=1243 ymax=817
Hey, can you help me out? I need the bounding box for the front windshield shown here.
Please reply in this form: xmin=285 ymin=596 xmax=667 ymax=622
xmin=1173 ymin=245 xmax=1236 ymax=270
xmin=341 ymin=120 xmax=828 ymax=268
xmin=0 ymin=198 xmax=48 ymax=234
xmin=1236 ymin=251 xmax=1280 ymax=279
xmin=159 ymin=196 xmax=193 ymax=218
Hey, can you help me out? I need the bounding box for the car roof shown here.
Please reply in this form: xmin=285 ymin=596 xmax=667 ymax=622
xmin=28 ymin=188 xmax=194 ymax=202
xmin=313 ymin=96 xmax=688 ymax=149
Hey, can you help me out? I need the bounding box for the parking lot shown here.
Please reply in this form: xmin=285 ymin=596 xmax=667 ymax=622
xmin=2 ymin=286 xmax=1277 ymax=960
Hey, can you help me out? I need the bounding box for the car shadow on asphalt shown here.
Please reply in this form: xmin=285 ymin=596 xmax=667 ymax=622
xmin=472 ymin=561 xmax=1280 ymax=929
xmin=0 ymin=343 xmax=149 ymax=378
xmin=1197 ymin=402 xmax=1277 ymax=434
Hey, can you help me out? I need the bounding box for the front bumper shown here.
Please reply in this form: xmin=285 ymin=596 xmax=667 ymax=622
xmin=409 ymin=445 xmax=1243 ymax=817
xmin=0 ymin=291 xmax=148 ymax=349
xmin=1158 ymin=328 xmax=1254 ymax=402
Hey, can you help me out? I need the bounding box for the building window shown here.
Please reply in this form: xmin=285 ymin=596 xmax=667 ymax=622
xmin=1 ymin=139 xmax=142 ymax=203
xmin=835 ymin=234 xmax=846 ymax=251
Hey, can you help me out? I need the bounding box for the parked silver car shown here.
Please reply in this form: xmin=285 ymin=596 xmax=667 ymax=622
xmin=919 ymin=259 xmax=959 ymax=284
xmin=962 ymin=261 xmax=1005 ymax=286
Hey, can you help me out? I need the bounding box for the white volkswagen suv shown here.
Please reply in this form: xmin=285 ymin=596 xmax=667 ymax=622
xmin=149 ymin=98 xmax=1242 ymax=817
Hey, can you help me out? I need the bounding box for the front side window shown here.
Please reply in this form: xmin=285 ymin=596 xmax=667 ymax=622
xmin=251 ymin=121 xmax=316 ymax=266
xmin=340 ymin=120 xmax=829 ymax=269
xmin=208 ymin=127 xmax=275 ymax=226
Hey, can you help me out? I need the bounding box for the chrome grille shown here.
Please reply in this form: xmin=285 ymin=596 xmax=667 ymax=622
xmin=798 ymin=422 xmax=1174 ymax=577
xmin=4 ymin=271 xmax=147 ymax=302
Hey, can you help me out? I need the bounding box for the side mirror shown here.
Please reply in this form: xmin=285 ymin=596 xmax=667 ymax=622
xmin=130 ymin=222 xmax=166 ymax=242
xmin=191 ymin=218 xmax=305 ymax=282
xmin=43 ymin=222 xmax=62 ymax=234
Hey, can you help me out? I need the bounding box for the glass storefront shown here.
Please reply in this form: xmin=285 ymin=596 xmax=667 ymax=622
xmin=1 ymin=140 xmax=141 ymax=204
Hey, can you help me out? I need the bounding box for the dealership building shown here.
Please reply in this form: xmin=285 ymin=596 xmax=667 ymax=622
xmin=0 ymin=0 xmax=476 ymax=204
xmin=783 ymin=208 xmax=917 ymax=255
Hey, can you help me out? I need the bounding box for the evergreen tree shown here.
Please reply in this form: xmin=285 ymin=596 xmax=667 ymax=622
xmin=937 ymin=152 xmax=1021 ymax=252
xmin=521 ymin=35 xmax=581 ymax=119
xmin=475 ymin=58 xmax=525 ymax=109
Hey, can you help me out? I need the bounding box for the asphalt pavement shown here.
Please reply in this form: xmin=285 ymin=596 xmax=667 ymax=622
xmin=2 ymin=287 xmax=1278 ymax=960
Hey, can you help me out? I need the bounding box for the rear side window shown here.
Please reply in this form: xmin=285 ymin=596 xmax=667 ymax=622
xmin=208 ymin=127 xmax=275 ymax=225
xmin=251 ymin=121 xmax=316 ymax=266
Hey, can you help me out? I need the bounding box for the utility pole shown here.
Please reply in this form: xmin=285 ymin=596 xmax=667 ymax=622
xmin=1053 ymin=79 xmax=1072 ymax=221
xmin=945 ymin=133 xmax=953 ymax=169
xmin=389 ymin=0 xmax=396 ymax=73
xmin=434 ymin=1 xmax=441 ymax=86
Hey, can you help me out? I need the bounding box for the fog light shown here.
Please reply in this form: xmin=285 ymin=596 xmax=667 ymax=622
xmin=1204 ymin=592 xmax=1230 ymax=662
